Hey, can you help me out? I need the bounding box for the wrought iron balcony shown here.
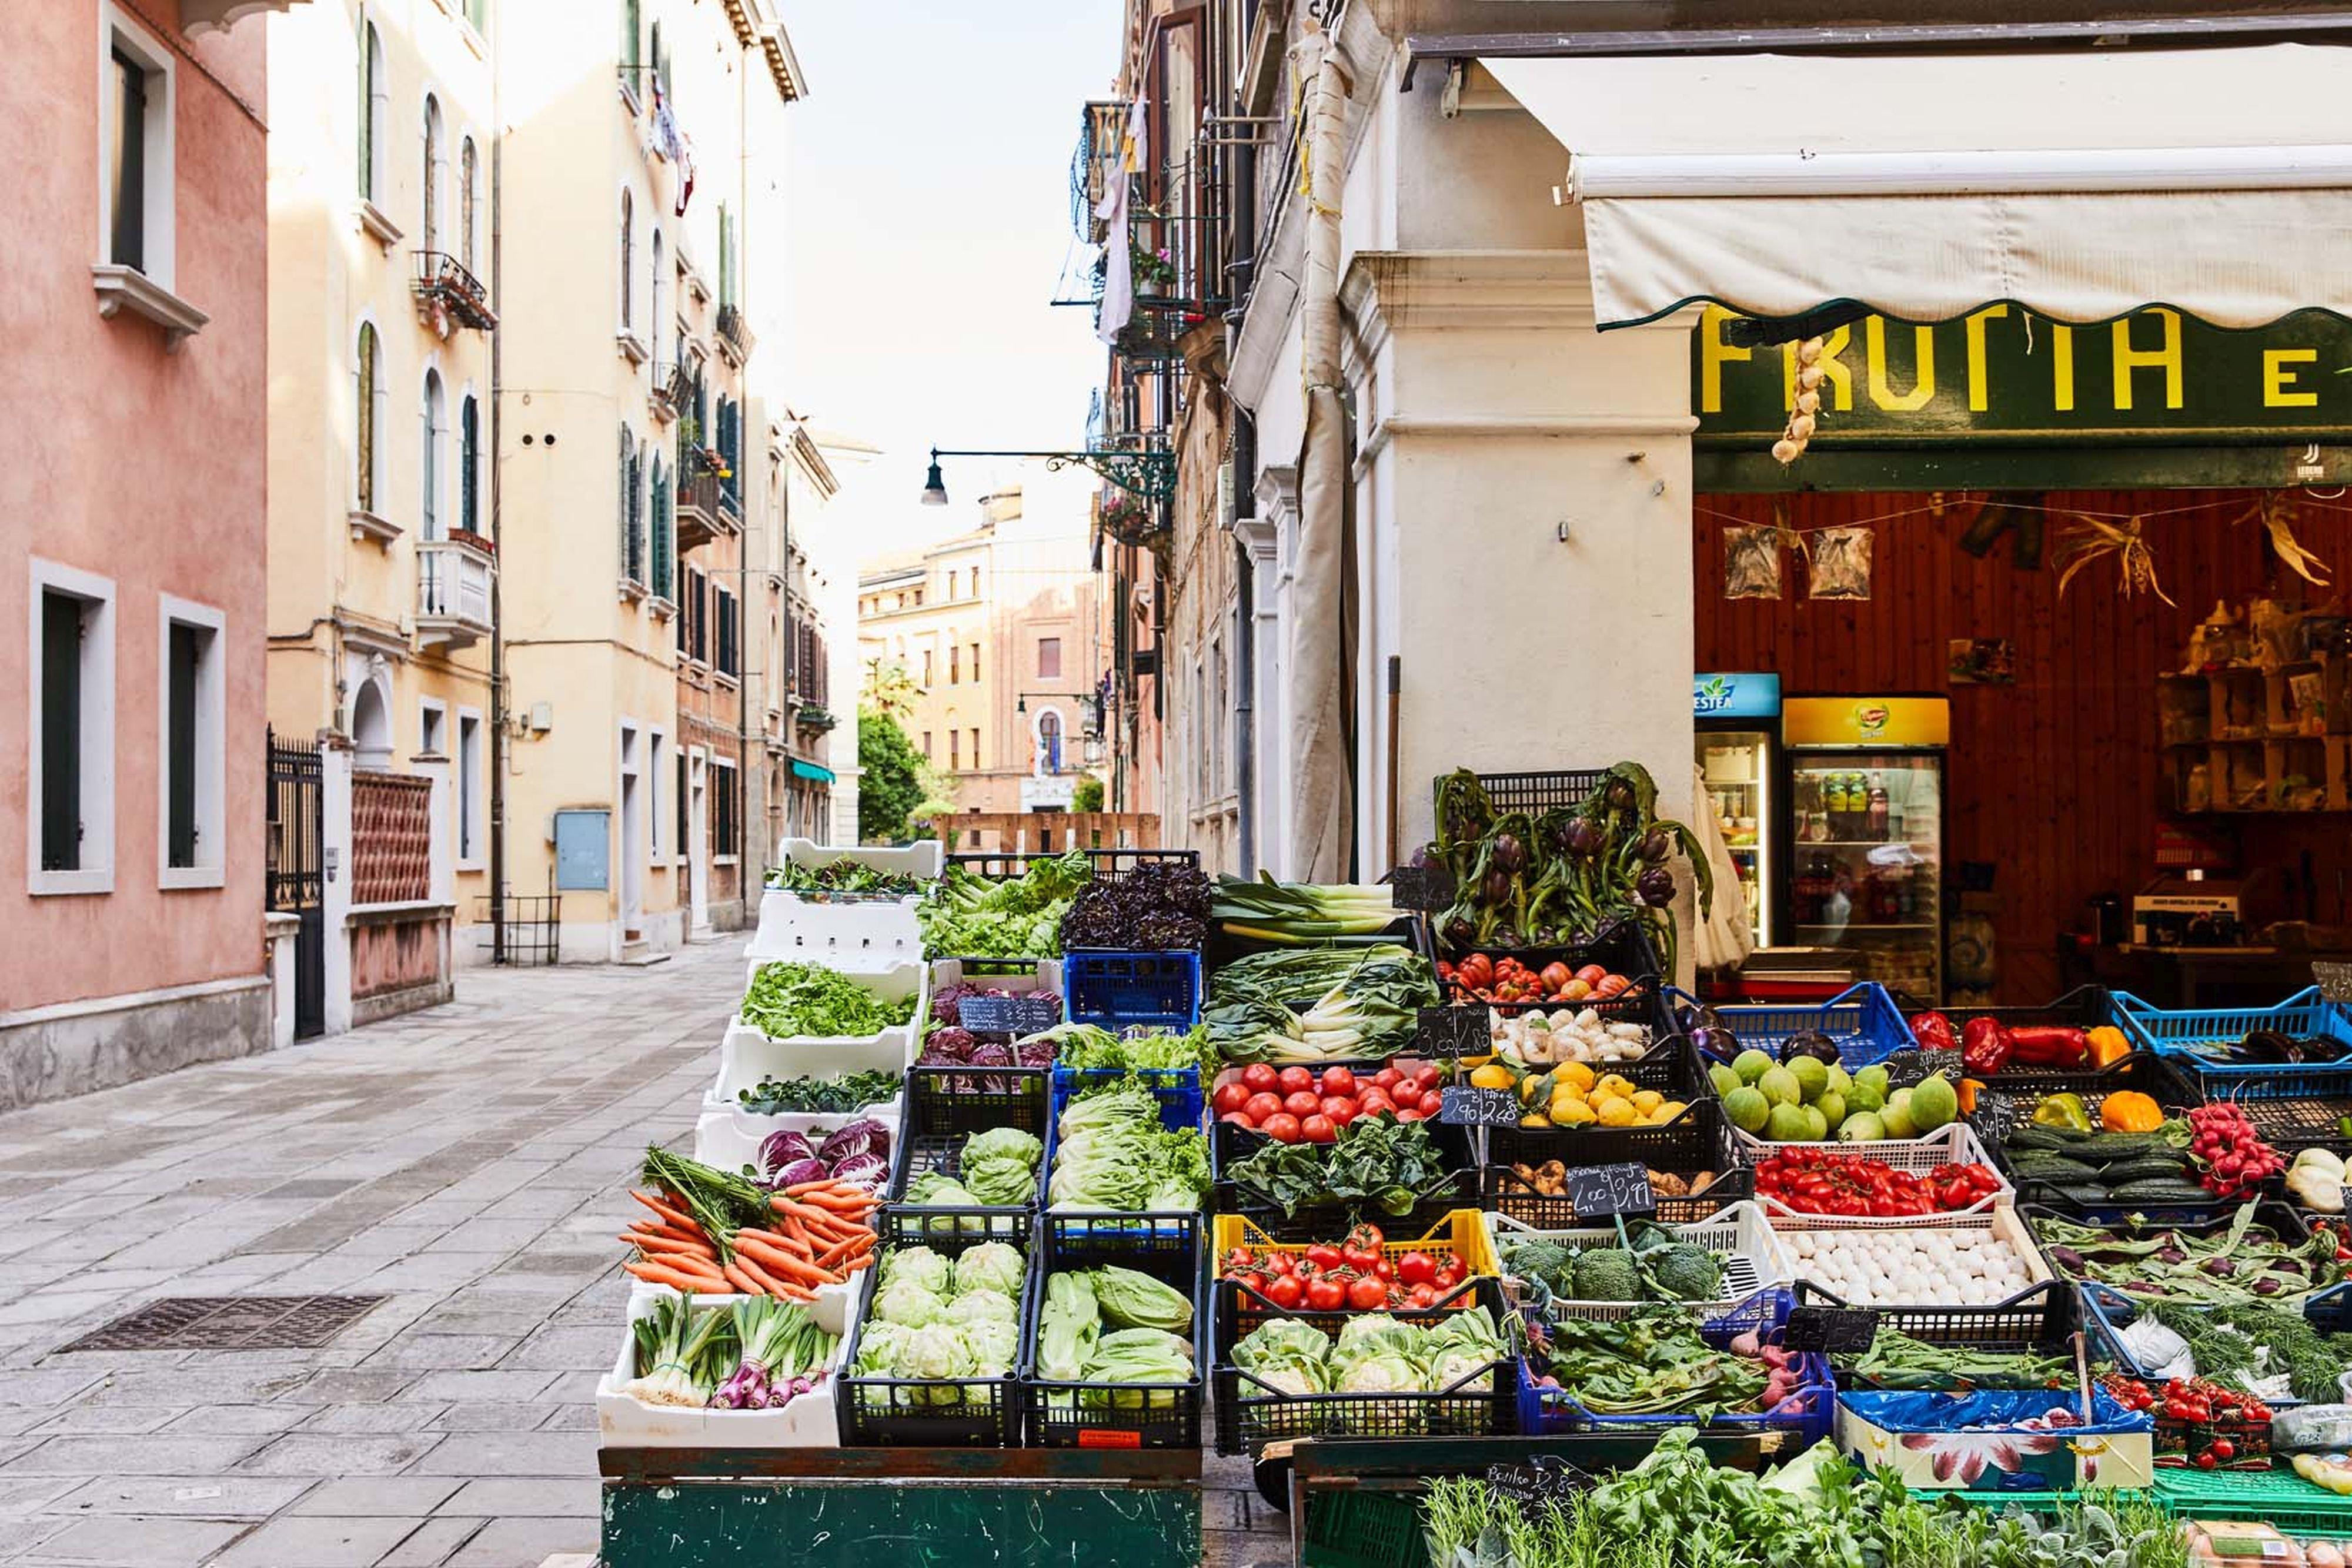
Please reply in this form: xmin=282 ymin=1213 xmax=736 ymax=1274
xmin=714 ymin=303 xmax=753 ymax=365
xmin=674 ymin=456 xmax=734 ymax=551
xmin=415 ymin=533 xmax=495 ymax=649
xmin=650 ymin=359 xmax=694 ymax=424
xmin=411 ymin=250 xmax=496 ymax=332
xmin=796 ymin=706 xmax=837 ymax=734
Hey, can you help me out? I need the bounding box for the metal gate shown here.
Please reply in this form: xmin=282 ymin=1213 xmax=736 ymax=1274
xmin=266 ymin=729 xmax=326 ymax=1039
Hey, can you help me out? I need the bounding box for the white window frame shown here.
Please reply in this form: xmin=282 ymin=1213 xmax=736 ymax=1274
xmin=711 ymin=755 xmax=739 ymax=865
xmin=360 ymin=18 xmax=387 ymax=206
xmin=419 ymin=696 xmax=449 ymax=759
xmin=456 ymin=705 xmax=485 ymax=869
xmin=28 ymin=558 xmax=118 ymax=897
xmin=156 ymin=593 xmax=225 ymax=891
xmin=97 ymin=2 xmax=175 ymax=290
xmin=420 ymin=366 xmax=447 ymax=539
xmin=420 ymin=91 xmax=445 ymax=255
xmin=648 ymin=728 xmax=666 ymax=860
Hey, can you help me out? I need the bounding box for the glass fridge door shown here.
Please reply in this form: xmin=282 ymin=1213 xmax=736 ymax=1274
xmin=1786 ymin=750 xmax=1942 ymax=1001
xmin=1698 ymin=730 xmax=1772 ymax=948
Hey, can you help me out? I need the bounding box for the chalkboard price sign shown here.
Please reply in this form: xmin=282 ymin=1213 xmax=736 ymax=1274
xmin=1438 ymin=1085 xmax=1524 ymax=1127
xmin=1486 ymin=1456 xmax=1592 ymax=1507
xmin=2317 ymin=961 xmax=2352 ymax=1005
xmin=1389 ymin=864 xmax=1457 ymax=912
xmin=1879 ymin=1048 xmax=1960 ymax=1090
xmin=956 ymin=995 xmax=1064 ymax=1037
xmin=1563 ymin=1162 xmax=1656 ymax=1218
xmin=1971 ymin=1088 xmax=2025 ymax=1151
xmin=1785 ymin=1305 xmax=1880 ymax=1354
xmin=1417 ymin=1006 xmax=1494 ymax=1058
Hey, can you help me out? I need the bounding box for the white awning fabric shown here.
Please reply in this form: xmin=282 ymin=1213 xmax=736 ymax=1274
xmin=1483 ymin=44 xmax=2352 ymax=330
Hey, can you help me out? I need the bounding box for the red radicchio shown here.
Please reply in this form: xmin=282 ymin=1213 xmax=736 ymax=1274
xmin=757 ymin=1129 xmax=816 ymax=1176
xmin=771 ymin=1156 xmax=832 ymax=1188
xmin=817 ymin=1118 xmax=891 ymax=1166
xmin=830 ymin=1152 xmax=890 ymax=1189
xmin=920 ymin=1027 xmax=978 ymax=1064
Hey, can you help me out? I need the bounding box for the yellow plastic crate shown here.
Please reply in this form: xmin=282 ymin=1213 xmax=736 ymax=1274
xmin=1211 ymin=1209 xmax=1498 ymax=1278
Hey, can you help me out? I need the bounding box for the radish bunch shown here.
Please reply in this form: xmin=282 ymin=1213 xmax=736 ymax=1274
xmin=2187 ymin=1102 xmax=2282 ymax=1199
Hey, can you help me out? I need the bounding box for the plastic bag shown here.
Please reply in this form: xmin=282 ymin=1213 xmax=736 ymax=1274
xmin=1807 ymin=526 xmax=1874 ymax=600
xmin=2276 ymin=1405 xmax=2352 ymax=1454
xmin=1724 ymin=525 xmax=1785 ymax=600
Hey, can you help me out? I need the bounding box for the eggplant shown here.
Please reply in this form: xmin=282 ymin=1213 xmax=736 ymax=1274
xmin=757 ymin=1129 xmax=816 ymax=1176
xmin=1687 ymin=1024 xmax=1740 ymax=1061
xmin=1780 ymin=1030 xmax=1840 ymax=1066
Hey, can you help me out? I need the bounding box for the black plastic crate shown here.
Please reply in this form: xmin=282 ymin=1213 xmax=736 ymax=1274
xmin=1428 ymin=917 xmax=1662 ymax=984
xmin=948 ymin=848 xmax=1201 ymax=884
xmin=1212 ymin=1236 xmax=1487 ymax=1355
xmin=836 ymin=1230 xmax=1037 ymax=1447
xmin=882 ymin=1091 xmax=1041 ymax=1248
xmin=1481 ymin=1037 xmax=1718 ymax=1171
xmin=1441 ymin=769 xmax=1606 ymax=815
xmin=1969 ymin=1051 xmax=2201 ymax=1115
xmin=1792 ymin=1276 xmax=2074 ymax=1352
xmin=1210 ymin=1115 xmax=1476 ymax=1244
xmin=1482 ymin=1113 xmax=1751 ymax=1229
xmin=1038 ymin=1073 xmax=1206 ymax=1269
xmin=903 ymin=1064 xmax=1051 ymax=1141
xmin=1210 ymin=1275 xmax=1516 ymax=1456
xmin=1019 ymin=1228 xmax=1206 ymax=1449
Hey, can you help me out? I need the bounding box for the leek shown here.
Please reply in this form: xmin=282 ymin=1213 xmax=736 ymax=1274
xmin=1210 ymin=875 xmax=1399 ymax=941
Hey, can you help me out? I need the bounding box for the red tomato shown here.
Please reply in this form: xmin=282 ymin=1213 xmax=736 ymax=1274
xmin=1372 ymin=1066 xmax=1402 ymax=1090
xmin=1407 ymin=1283 xmax=1438 ymax=1308
xmin=1396 ymin=1251 xmax=1438 ymax=1287
xmin=1356 ymin=1089 xmax=1394 ymax=1117
xmin=1241 ymin=1064 xmax=1279 ymax=1094
xmin=1319 ymin=1094 xmax=1357 ymax=1121
xmin=1389 ymin=1083 xmax=1424 ymax=1111
xmin=1346 ymin=1274 xmax=1389 ymax=1310
xmin=1320 ymin=1066 xmax=1358 ymax=1097
xmin=1304 ymin=1245 xmax=1344 ymax=1273
xmin=1262 ymin=1112 xmax=1302 ymax=1144
xmin=1283 ymin=1091 xmax=1322 ymax=1118
xmin=1575 ymin=964 xmax=1607 ymax=986
xmin=1277 ymin=1066 xmax=1316 ymax=1095
xmin=1305 ymin=1276 xmax=1348 ymax=1311
xmin=1433 ymin=1263 xmax=1463 ymax=1290
xmin=1539 ymin=962 xmax=1573 ymax=993
xmin=1593 ymin=975 xmax=1631 ymax=999
xmin=1395 ymin=1107 xmax=1426 ymax=1122
xmin=1244 ymin=1092 xmax=1284 ymax=1122
xmin=1301 ymin=1114 xmax=1337 ymax=1144
xmin=1213 ymin=1082 xmax=1251 ymax=1115
xmin=1341 ymin=1243 xmax=1381 ymax=1273
xmin=1218 ymin=1111 xmax=1255 ymax=1128
xmin=1412 ymin=1064 xmax=1442 ymax=1091
xmin=1265 ymin=1272 xmax=1305 ymax=1309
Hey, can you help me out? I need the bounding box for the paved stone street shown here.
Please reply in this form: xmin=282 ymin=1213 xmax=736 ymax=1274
xmin=0 ymin=942 xmax=1290 ymax=1567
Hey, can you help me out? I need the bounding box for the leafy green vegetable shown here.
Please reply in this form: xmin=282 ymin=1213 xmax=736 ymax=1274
xmin=918 ymin=851 xmax=1092 ymax=958
xmin=766 ymin=857 xmax=923 ymax=898
xmin=1047 ymin=1023 xmax=1210 ymax=1074
xmin=1205 ymin=943 xmax=1437 ymax=1064
xmin=1046 ymin=1080 xmax=1211 ymax=1212
xmin=1223 ymin=1114 xmax=1452 ymax=1218
xmin=734 ymin=1069 xmax=903 ymax=1115
xmin=1087 ymin=1266 xmax=1192 ymax=1333
xmin=958 ymin=1126 xmax=1043 ymax=1206
xmin=740 ymin=962 xmax=917 ymax=1040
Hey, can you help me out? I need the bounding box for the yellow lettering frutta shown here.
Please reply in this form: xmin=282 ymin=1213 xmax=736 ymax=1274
xmin=2266 ymin=347 xmax=2321 ymax=407
xmin=2112 ymin=307 xmax=2183 ymax=411
xmin=1699 ymin=306 xmax=1750 ymax=415
xmin=1963 ymin=305 xmax=2009 ymax=412
xmin=1783 ymin=325 xmax=1853 ymax=411
xmin=1865 ymin=317 xmax=1936 ymax=412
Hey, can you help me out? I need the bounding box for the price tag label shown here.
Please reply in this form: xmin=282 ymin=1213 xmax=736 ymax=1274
xmin=2316 ymin=961 xmax=2352 ymax=1005
xmin=1416 ymin=1006 xmax=1494 ymax=1058
xmin=1971 ymin=1088 xmax=2025 ymax=1151
xmin=1563 ymin=1162 xmax=1655 ymax=1218
xmin=1877 ymin=1048 xmax=1958 ymax=1089
xmin=1784 ymin=1305 xmax=1880 ymax=1354
xmin=1485 ymin=1456 xmax=1592 ymax=1507
xmin=956 ymin=995 xmax=1063 ymax=1037
xmin=1389 ymin=864 xmax=1457 ymax=912
xmin=1438 ymin=1085 xmax=1522 ymax=1127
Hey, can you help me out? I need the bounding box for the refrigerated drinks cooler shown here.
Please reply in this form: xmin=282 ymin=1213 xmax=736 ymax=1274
xmin=1780 ymin=696 xmax=1950 ymax=1004
xmin=1694 ymin=673 xmax=1780 ymax=949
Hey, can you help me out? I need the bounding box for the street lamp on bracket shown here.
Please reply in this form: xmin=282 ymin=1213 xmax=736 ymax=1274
xmin=919 ymin=447 xmax=1176 ymax=509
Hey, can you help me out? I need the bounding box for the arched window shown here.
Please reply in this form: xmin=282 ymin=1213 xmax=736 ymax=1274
xmin=459 ymin=394 xmax=480 ymax=535
xmin=649 ymin=230 xmax=665 ymax=372
xmin=421 ymin=370 xmax=447 ymax=539
xmin=1038 ymin=711 xmax=1064 ymax=775
xmin=619 ymin=189 xmax=634 ymax=327
xmin=422 ymin=94 xmax=444 ymax=252
xmin=359 ymin=22 xmax=386 ymax=202
xmin=459 ymin=137 xmax=479 ymax=272
xmin=354 ymin=322 xmax=382 ymax=514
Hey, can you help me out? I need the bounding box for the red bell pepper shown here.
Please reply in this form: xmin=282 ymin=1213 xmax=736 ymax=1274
xmin=2006 ymin=1025 xmax=2089 ymax=1068
xmin=1910 ymin=1011 xmax=1958 ymax=1053
xmin=1961 ymin=1016 xmax=2014 ymax=1076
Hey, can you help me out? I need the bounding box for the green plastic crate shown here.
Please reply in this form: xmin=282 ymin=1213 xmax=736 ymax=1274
xmin=1301 ymin=1488 xmax=1426 ymax=1568
xmin=2157 ymin=1466 xmax=2352 ymax=1538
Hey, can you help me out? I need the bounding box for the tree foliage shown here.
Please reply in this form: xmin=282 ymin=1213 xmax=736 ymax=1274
xmin=1071 ymin=774 xmax=1105 ymax=813
xmin=857 ymin=705 xmax=927 ymax=842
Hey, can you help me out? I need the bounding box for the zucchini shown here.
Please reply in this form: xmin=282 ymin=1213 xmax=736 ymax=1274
xmin=2069 ymin=1134 xmax=2180 ymax=1163
xmin=2007 ymin=1156 xmax=2103 ymax=1183
xmin=2002 ymin=1126 xmax=2077 ymax=1152
xmin=2106 ymin=1179 xmax=2216 ymax=1202
xmin=2097 ymin=1156 xmax=2193 ymax=1187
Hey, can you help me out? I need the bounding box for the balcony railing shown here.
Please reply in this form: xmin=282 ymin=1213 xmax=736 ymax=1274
xmin=674 ymin=457 xmax=733 ymax=551
xmin=416 ymin=534 xmax=495 ymax=648
xmin=412 ymin=250 xmax=496 ymax=332
xmin=715 ymin=303 xmax=753 ymax=365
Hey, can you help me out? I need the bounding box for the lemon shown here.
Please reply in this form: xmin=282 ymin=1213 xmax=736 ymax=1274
xmin=1556 ymin=1061 xmax=1596 ymax=1092
xmin=1469 ymin=1062 xmax=1516 ymax=1091
xmin=1519 ymin=1112 xmax=1552 ymax=1128
xmin=1595 ymin=1074 xmax=1636 ymax=1102
xmin=1556 ymin=1099 xmax=1599 ymax=1126
xmin=1595 ymin=1096 xmax=1638 ymax=1128
xmin=1653 ymin=1099 xmax=1689 ymax=1124
xmin=1631 ymin=1089 xmax=1665 ymax=1116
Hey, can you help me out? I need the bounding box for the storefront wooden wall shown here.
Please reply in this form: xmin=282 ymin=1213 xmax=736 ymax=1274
xmin=1693 ymin=488 xmax=2352 ymax=1002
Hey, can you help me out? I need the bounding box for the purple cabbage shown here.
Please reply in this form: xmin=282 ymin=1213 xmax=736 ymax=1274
xmin=1015 ymin=1039 xmax=1056 ymax=1068
xmin=970 ymin=1041 xmax=1014 ymax=1068
xmin=757 ymin=1129 xmax=816 ymax=1177
xmin=818 ymin=1118 xmax=891 ymax=1166
xmin=771 ymin=1156 xmax=831 ymax=1189
xmin=921 ymin=1027 xmax=978 ymax=1064
xmin=831 ymin=1151 xmax=890 ymax=1189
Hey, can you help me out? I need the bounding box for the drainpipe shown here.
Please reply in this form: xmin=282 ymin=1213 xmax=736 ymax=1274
xmin=1231 ymin=413 xmax=1258 ymax=875
xmin=486 ymin=6 xmax=508 ymax=962
xmin=1287 ymin=5 xmax=1353 ymax=881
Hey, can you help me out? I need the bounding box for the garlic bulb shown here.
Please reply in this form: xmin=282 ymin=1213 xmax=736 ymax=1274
xmin=1775 ymin=337 xmax=1830 ymax=466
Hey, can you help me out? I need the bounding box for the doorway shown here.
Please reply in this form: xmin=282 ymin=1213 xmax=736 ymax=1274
xmin=619 ymin=724 xmax=643 ymax=943
xmin=688 ymin=751 xmax=710 ymax=934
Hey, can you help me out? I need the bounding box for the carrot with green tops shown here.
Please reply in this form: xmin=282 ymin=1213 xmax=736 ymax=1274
xmin=631 ymin=1191 xmax=703 ymax=1232
xmin=626 ymin=1259 xmax=724 ymax=1292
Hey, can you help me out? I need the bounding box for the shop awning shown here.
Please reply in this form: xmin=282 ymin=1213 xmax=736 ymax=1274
xmin=1482 ymin=44 xmax=2352 ymax=330
xmin=790 ymin=760 xmax=834 ymax=784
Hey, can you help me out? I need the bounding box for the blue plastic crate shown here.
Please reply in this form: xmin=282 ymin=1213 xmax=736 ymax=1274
xmin=1517 ymin=1286 xmax=1832 ymax=1443
xmin=1051 ymin=1064 xmax=1202 ymax=1101
xmin=1062 ymin=950 xmax=1201 ymax=1031
xmin=1040 ymin=1069 xmax=1207 ymax=1265
xmin=2112 ymin=988 xmax=2352 ymax=1086
xmin=1670 ymin=982 xmax=1912 ymax=1069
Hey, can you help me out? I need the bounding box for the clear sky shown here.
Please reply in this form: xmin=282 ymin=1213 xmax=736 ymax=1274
xmin=779 ymin=2 xmax=1122 ymax=567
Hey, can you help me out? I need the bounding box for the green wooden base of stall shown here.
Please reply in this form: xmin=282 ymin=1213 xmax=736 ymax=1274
xmin=600 ymin=1447 xmax=1202 ymax=1568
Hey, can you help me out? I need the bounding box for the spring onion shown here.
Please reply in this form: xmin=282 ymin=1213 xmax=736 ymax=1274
xmin=1210 ymin=875 xmax=1398 ymax=944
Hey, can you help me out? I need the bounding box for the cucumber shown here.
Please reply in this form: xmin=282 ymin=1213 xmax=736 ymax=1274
xmin=2070 ymin=1134 xmax=2180 ymax=1162
xmin=2098 ymin=1156 xmax=2193 ymax=1186
xmin=2002 ymin=1126 xmax=2076 ymax=1152
xmin=2008 ymin=1156 xmax=2103 ymax=1183
xmin=2106 ymin=1179 xmax=2216 ymax=1202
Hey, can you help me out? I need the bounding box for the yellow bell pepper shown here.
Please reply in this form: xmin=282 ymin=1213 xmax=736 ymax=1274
xmin=2030 ymin=1092 xmax=2093 ymax=1132
xmin=2086 ymin=1025 xmax=2132 ymax=1069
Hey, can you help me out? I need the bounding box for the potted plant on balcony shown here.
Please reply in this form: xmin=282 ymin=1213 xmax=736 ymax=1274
xmin=447 ymin=527 xmax=496 ymax=558
xmin=1132 ymin=245 xmax=1177 ymax=295
xmin=1099 ymin=491 xmax=1158 ymax=546
xmin=796 ymin=705 xmax=837 ymax=734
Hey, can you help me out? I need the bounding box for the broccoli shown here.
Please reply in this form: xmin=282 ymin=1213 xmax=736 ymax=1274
xmin=1570 ymin=1246 xmax=1641 ymax=1302
xmin=1503 ymin=1239 xmax=1578 ymax=1296
xmin=1647 ymin=1245 xmax=1725 ymax=1303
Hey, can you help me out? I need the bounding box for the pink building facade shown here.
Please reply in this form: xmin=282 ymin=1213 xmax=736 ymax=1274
xmin=0 ymin=1 xmax=305 ymax=1107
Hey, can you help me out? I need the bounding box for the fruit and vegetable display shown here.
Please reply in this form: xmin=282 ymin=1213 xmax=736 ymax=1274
xmin=1228 ymin=1306 xmax=1509 ymax=1399
xmin=734 ymin=1069 xmax=904 ymax=1115
xmin=1439 ymin=952 xmax=1639 ymax=1007
xmin=1032 ymin=1266 xmax=1197 ymax=1397
xmin=1208 ymin=876 xmax=1403 ymax=945
xmin=1493 ymin=1219 xmax=1729 ymax=1308
xmin=1912 ymin=1008 xmax=2126 ymax=1076
xmin=1219 ymin=1221 xmax=1471 ymax=1312
xmin=1488 ymin=1008 xmax=1654 ymax=1066
xmin=1222 ymin=1112 xmax=1455 ymax=1218
xmin=753 ymin=1118 xmax=893 ymax=1192
xmin=1045 ymin=1079 xmax=1211 ymax=1212
xmin=1469 ymin=1058 xmax=1690 ymax=1132
xmin=1044 ymin=1022 xmax=1207 ymax=1075
xmin=620 ymin=1293 xmax=840 ymax=1409
xmin=2033 ymin=1205 xmax=2349 ymax=1309
xmin=1204 ymin=943 xmax=1436 ymax=1062
xmin=1781 ymin=1223 xmax=2044 ymax=1305
xmin=1752 ymin=1147 xmax=2004 ymax=1218
xmin=623 ymin=1146 xmax=881 ymax=1299
xmin=1999 ymin=1114 xmax=2219 ymax=1210
xmin=740 ymin=961 xmax=919 ymax=1040
xmin=2103 ymin=1374 xmax=2274 ymax=1468
xmin=900 ymin=1126 xmax=1044 ymax=1211
xmin=1520 ymin=1308 xmax=1813 ymax=1420
xmin=1712 ymin=1047 xmax=1960 ymax=1144
xmin=1842 ymin=1327 xmax=2075 ymax=1389
xmin=765 ymin=856 xmax=925 ymax=900
xmin=1058 ymin=860 xmax=1212 ymax=950
xmin=918 ymin=851 xmax=1092 ymax=958
xmin=2183 ymin=1102 xmax=2287 ymax=1200
xmin=1423 ymin=763 xmax=1711 ymax=978
xmin=1214 ymin=1060 xmax=1443 ymax=1141
xmin=850 ymin=1242 xmax=1027 ymax=1398
xmin=1503 ymin=1161 xmax=1728 ymax=1207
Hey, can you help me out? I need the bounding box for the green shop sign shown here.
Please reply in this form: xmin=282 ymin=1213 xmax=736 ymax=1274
xmin=1691 ymin=305 xmax=2352 ymax=492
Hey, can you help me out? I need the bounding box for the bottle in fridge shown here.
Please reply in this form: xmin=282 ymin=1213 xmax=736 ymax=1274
xmin=1779 ymin=696 xmax=1950 ymax=1004
xmin=1693 ymin=673 xmax=1782 ymax=948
